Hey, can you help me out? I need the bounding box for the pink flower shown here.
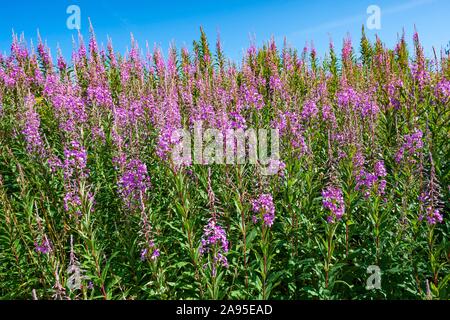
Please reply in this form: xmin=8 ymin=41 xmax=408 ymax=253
xmin=252 ymin=194 xmax=276 ymax=227
xmin=322 ymin=186 xmax=345 ymax=223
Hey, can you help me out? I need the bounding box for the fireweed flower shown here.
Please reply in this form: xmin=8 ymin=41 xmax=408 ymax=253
xmin=63 ymin=141 xmax=89 ymax=179
xmin=154 ymin=89 xmax=182 ymax=161
xmin=386 ymin=78 xmax=404 ymax=110
xmin=269 ymin=75 xmax=284 ymax=95
xmin=395 ymin=129 xmax=424 ymax=163
xmin=322 ymin=186 xmax=345 ymax=223
xmin=37 ymin=38 xmax=53 ymax=70
xmin=374 ymin=160 xmax=387 ymax=177
xmin=44 ymin=79 xmax=87 ymax=136
xmin=418 ymin=191 xmax=444 ymax=225
xmin=21 ymin=94 xmax=45 ymax=156
xmin=62 ymin=141 xmax=91 ymax=216
xmin=352 ymin=150 xmax=365 ymax=172
xmin=251 ymin=194 xmax=276 ymax=227
xmin=301 ymin=99 xmax=318 ymax=120
xmin=10 ymin=37 xmax=28 ymax=61
xmin=356 ymin=90 xmax=379 ymax=118
xmin=140 ymin=241 xmax=160 ymax=262
xmin=228 ymin=111 xmax=247 ymax=130
xmin=342 ymin=36 xmax=353 ymax=63
xmin=273 ymin=111 xmax=309 ymax=157
xmin=355 ymin=160 xmax=387 ymax=198
xmin=336 ymin=85 xmax=359 ymax=110
xmin=87 ymin=84 xmax=114 ymax=108
xmin=29 ymin=54 xmax=45 ymax=86
xmin=63 ymin=191 xmax=82 ymax=213
xmin=0 ymin=64 xmax=12 ymax=88
xmin=435 ymin=78 xmax=450 ymax=104
xmin=418 ymin=207 xmax=444 ymax=225
xmin=321 ymin=104 xmax=336 ymax=127
xmin=410 ymin=31 xmax=431 ymax=90
xmin=34 ymin=236 xmax=52 ymax=255
xmin=240 ymin=80 xmax=264 ymax=110
xmin=199 ymin=218 xmax=229 ymax=273
xmin=57 ymin=48 xmax=67 ymax=72
xmin=138 ymin=206 xmax=159 ymax=262
xmin=117 ymin=158 xmax=151 ymax=210
xmin=156 ymin=126 xmax=177 ymax=161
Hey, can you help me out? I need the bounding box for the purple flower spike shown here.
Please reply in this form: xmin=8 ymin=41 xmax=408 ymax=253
xmin=251 ymin=194 xmax=276 ymax=227
xmin=199 ymin=218 xmax=229 ymax=269
xmin=322 ymin=186 xmax=345 ymax=223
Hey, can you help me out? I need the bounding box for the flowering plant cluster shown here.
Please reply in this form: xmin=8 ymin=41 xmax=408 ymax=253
xmin=199 ymin=218 xmax=229 ymax=274
xmin=322 ymin=186 xmax=345 ymax=223
xmin=251 ymin=194 xmax=276 ymax=227
xmin=0 ymin=27 xmax=448 ymax=300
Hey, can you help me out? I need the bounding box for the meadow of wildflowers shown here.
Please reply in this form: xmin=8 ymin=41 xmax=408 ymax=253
xmin=0 ymin=26 xmax=449 ymax=300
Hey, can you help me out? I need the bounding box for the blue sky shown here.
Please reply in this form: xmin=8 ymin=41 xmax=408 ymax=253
xmin=0 ymin=0 xmax=449 ymax=62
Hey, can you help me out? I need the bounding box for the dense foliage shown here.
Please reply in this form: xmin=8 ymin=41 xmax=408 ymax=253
xmin=0 ymin=26 xmax=449 ymax=300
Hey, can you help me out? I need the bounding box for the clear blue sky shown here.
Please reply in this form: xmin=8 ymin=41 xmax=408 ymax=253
xmin=1 ymin=0 xmax=449 ymax=62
